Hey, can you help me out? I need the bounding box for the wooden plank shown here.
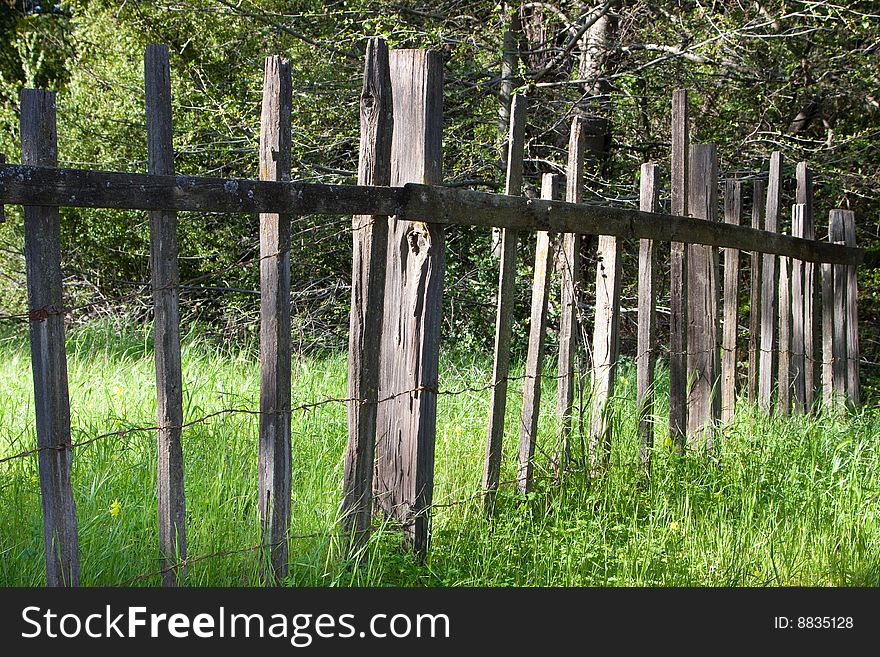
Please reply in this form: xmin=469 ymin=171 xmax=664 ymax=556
xmin=747 ymin=180 xmax=765 ymax=404
xmin=669 ymin=88 xmax=688 ymax=450
xmin=721 ymin=179 xmax=741 ymax=424
xmin=0 ymin=153 xmax=5 ymax=222
xmin=588 ymin=221 xmax=623 ymax=468
xmin=343 ymin=38 xmax=393 ymax=549
xmin=758 ymin=152 xmax=783 ymax=411
xmin=821 ymin=254 xmax=834 ymax=411
xmin=829 ymin=210 xmax=847 ymax=406
xmin=258 ymin=55 xmax=293 ymax=583
xmin=20 ymin=89 xmax=80 ymax=586
xmin=517 ymin=173 xmax=558 ymax=494
xmin=375 ymin=49 xmax=444 ymax=560
xmin=778 ymin=240 xmax=791 ymax=415
xmin=684 ymin=145 xmax=720 ymax=444
xmin=145 ymin=43 xmax=186 ymax=587
xmin=797 ymin=163 xmax=816 ymax=411
xmin=636 ymin=162 xmax=659 ymax=471
xmin=790 ymin=204 xmax=806 ymax=414
xmin=483 ymin=93 xmax=526 ymax=512
xmin=556 ymin=116 xmax=587 ymax=475
xmin=842 ymin=210 xmax=860 ymax=406
xmin=0 ymin=164 xmax=863 ymax=266
xmin=685 ymin=144 xmax=719 ymax=449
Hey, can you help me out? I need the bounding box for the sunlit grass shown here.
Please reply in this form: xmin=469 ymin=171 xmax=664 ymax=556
xmin=1 ymin=320 xmax=878 ymax=586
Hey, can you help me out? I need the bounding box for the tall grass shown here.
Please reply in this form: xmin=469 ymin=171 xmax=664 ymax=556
xmin=1 ymin=320 xmax=878 ymax=586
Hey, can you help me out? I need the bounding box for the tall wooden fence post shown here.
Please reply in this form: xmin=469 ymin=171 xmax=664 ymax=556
xmin=796 ymin=163 xmax=816 ymax=410
xmin=21 ymin=88 xmax=80 ymax=586
xmin=483 ymin=93 xmax=526 ymax=512
xmin=145 ymin=43 xmax=187 ymax=587
xmin=778 ymin=235 xmax=791 ymax=415
xmin=747 ymin=180 xmax=765 ymax=404
xmin=636 ymin=163 xmax=659 ymax=471
xmin=517 ymin=173 xmax=557 ymax=494
xmin=843 ymin=210 xmax=860 ymax=406
xmin=721 ymin=180 xmax=741 ymax=424
xmin=668 ymin=88 xmax=689 ymax=451
xmin=258 ymin=55 xmax=293 ymax=583
xmin=758 ymin=152 xmax=782 ymax=411
xmin=343 ymin=37 xmax=393 ymax=550
xmin=790 ymin=204 xmax=806 ymax=413
xmin=375 ymin=49 xmax=444 ymax=560
xmin=821 ymin=224 xmax=835 ymax=410
xmin=685 ymin=144 xmax=719 ymax=448
xmin=557 ymin=116 xmax=586 ymax=475
xmin=829 ymin=210 xmax=848 ymax=406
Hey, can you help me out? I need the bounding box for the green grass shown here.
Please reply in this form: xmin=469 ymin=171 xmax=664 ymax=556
xmin=1 ymin=319 xmax=878 ymax=586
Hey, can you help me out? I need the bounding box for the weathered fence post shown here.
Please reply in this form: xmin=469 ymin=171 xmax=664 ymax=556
xmin=517 ymin=173 xmax=557 ymax=494
xmin=637 ymin=163 xmax=659 ymax=470
xmin=829 ymin=210 xmax=848 ymax=406
xmin=747 ymin=180 xmax=765 ymax=404
xmin=778 ymin=236 xmax=791 ymax=415
xmin=21 ymin=88 xmax=80 ymax=586
xmin=258 ymin=55 xmax=293 ymax=583
xmin=669 ymin=88 xmax=688 ymax=450
xmin=821 ymin=232 xmax=835 ymax=410
xmin=483 ymin=93 xmax=526 ymax=512
xmin=790 ymin=204 xmax=806 ymax=413
xmin=685 ymin=144 xmax=719 ymax=448
xmin=343 ymin=38 xmax=392 ymax=550
xmin=145 ymin=43 xmax=187 ymax=587
xmin=758 ymin=152 xmax=782 ymax=411
xmin=721 ymin=180 xmax=741 ymax=424
xmin=796 ymin=163 xmax=816 ymax=410
xmin=588 ymin=195 xmax=623 ymax=469
xmin=842 ymin=211 xmax=860 ymax=406
xmin=557 ymin=116 xmax=586 ymax=475
xmin=0 ymin=154 xmax=5 ymax=222
xmin=375 ymin=49 xmax=444 ymax=560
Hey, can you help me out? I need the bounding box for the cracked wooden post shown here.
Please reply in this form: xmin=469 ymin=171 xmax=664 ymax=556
xmin=686 ymin=144 xmax=719 ymax=449
xmin=557 ymin=116 xmax=586 ymax=476
xmin=747 ymin=180 xmax=765 ymax=404
xmin=796 ymin=163 xmax=816 ymax=411
xmin=374 ymin=49 xmax=444 ymax=560
xmin=636 ymin=162 xmax=659 ymax=471
xmin=778 ymin=230 xmax=792 ymax=415
xmin=258 ymin=55 xmax=293 ymax=583
xmin=721 ymin=180 xmax=741 ymax=424
xmin=21 ymin=88 xmax=80 ymax=586
xmin=790 ymin=204 xmax=806 ymax=414
xmin=829 ymin=210 xmax=848 ymax=407
xmin=145 ymin=43 xmax=187 ymax=587
xmin=483 ymin=93 xmax=526 ymax=513
xmin=668 ymin=88 xmax=688 ymax=451
xmin=843 ymin=211 xmax=860 ymax=407
xmin=758 ymin=152 xmax=782 ymax=411
xmin=517 ymin=173 xmax=557 ymax=494
xmin=343 ymin=37 xmax=393 ymax=551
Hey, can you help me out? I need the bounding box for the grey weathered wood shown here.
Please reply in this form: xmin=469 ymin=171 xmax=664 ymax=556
xmin=483 ymin=93 xmax=526 ymax=512
xmin=636 ymin=163 xmax=659 ymax=470
xmin=343 ymin=38 xmax=392 ymax=549
xmin=777 ymin=240 xmax=791 ymax=415
xmin=721 ymin=180 xmax=741 ymax=424
xmin=842 ymin=210 xmax=860 ymax=406
xmin=145 ymin=43 xmax=186 ymax=587
xmin=685 ymin=144 xmax=719 ymax=449
xmin=829 ymin=210 xmax=847 ymax=407
xmin=517 ymin=173 xmax=557 ymax=494
xmin=21 ymin=89 xmax=80 ymax=586
xmin=790 ymin=204 xmax=806 ymax=414
xmin=758 ymin=152 xmax=783 ymax=411
xmin=0 ymin=153 xmax=5 ymax=222
xmin=797 ymin=162 xmax=816 ymax=411
xmin=556 ymin=116 xmax=586 ymax=475
xmin=0 ymin=165 xmax=863 ymax=266
xmin=375 ymin=49 xmax=444 ymax=560
xmin=258 ymin=55 xmax=293 ymax=583
xmin=588 ymin=216 xmax=623 ymax=468
xmin=669 ymin=88 xmax=688 ymax=450
xmin=747 ymin=180 xmax=765 ymax=404
xmin=821 ymin=255 xmax=835 ymax=411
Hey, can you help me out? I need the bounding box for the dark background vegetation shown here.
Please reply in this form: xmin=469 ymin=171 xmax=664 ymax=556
xmin=1 ymin=0 xmax=878 ymax=399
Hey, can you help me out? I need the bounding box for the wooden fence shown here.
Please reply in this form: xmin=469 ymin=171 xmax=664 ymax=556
xmin=0 ymin=38 xmax=864 ymax=587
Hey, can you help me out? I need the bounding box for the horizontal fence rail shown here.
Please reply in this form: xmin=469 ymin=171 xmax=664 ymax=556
xmin=0 ymin=164 xmax=863 ymax=266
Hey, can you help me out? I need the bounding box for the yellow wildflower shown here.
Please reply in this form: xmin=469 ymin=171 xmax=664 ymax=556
xmin=113 ymin=385 xmax=124 ymax=397
xmin=109 ymin=498 xmax=122 ymax=518
xmin=713 ymin=490 xmax=723 ymax=500
xmin=669 ymin=521 xmax=680 ymax=533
